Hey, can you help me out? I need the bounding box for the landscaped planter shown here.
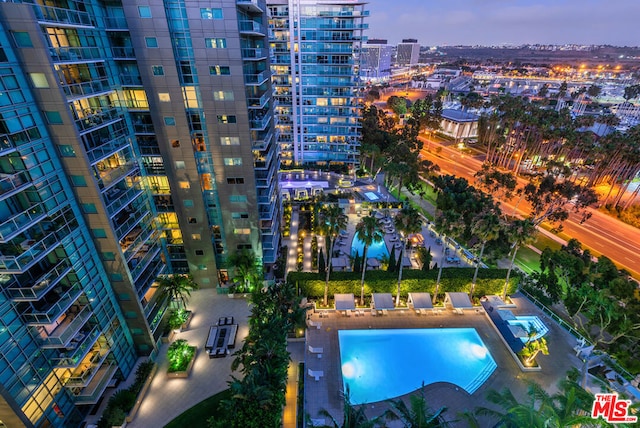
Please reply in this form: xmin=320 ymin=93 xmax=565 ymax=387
xmin=180 ymin=310 xmax=193 ymax=330
xmin=161 ymin=330 xmax=177 ymax=344
xmin=167 ymin=341 xmax=197 ymax=378
xmin=125 ymin=363 xmax=157 ymax=422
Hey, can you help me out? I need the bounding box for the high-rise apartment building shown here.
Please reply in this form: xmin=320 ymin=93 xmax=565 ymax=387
xmin=0 ymin=0 xmax=277 ymax=426
xmin=396 ymin=38 xmax=420 ymax=66
xmin=268 ymin=0 xmax=368 ymax=167
xmin=360 ymin=38 xmax=392 ymax=82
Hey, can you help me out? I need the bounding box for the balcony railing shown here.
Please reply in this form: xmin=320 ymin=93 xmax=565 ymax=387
xmin=247 ymin=91 xmax=270 ymax=109
xmin=86 ymin=135 xmax=129 ymax=164
xmin=37 ymin=304 xmax=91 ymax=347
xmin=66 ymin=349 xmax=110 ymax=387
xmin=241 ymin=48 xmax=269 ymax=60
xmin=111 ymin=47 xmax=136 ymax=59
xmin=0 ymin=232 xmax=59 ymax=273
xmin=236 ymin=0 xmax=264 ymax=13
xmin=24 ymin=283 xmax=83 ymax=325
xmin=49 ymin=46 xmax=103 ymax=62
xmin=97 ymin=161 xmax=139 ymax=191
xmin=74 ymin=107 xmax=121 ymax=133
xmin=0 ymin=171 xmax=32 ymax=198
xmin=62 ymin=78 xmax=113 ymax=100
xmin=71 ymin=362 xmax=117 ymax=404
xmin=103 ymin=16 xmax=128 ymax=30
xmin=238 ymin=20 xmax=266 ymax=35
xmin=33 ymin=5 xmax=93 ymax=27
xmin=0 ymin=204 xmax=46 ymax=243
xmin=250 ymin=111 xmax=272 ymax=130
xmin=6 ymin=259 xmax=72 ymax=301
xmin=244 ymin=70 xmax=270 ymax=86
xmin=104 ymin=185 xmax=144 ymax=217
xmin=52 ymin=326 xmax=101 ymax=369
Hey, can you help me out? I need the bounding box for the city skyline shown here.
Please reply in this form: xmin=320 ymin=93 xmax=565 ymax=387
xmin=366 ymin=0 xmax=640 ymax=47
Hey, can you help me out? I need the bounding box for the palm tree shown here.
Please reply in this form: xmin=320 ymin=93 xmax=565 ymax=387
xmin=393 ymin=205 xmax=423 ymax=305
xmin=157 ymin=274 xmax=199 ymax=310
xmin=383 ymin=383 xmax=449 ymax=427
xmin=318 ymin=205 xmax=348 ymax=306
xmin=228 ymin=249 xmax=260 ymax=293
xmin=317 ymin=385 xmax=383 ymax=428
xmin=502 ymin=218 xmax=537 ymax=300
xmin=355 ymin=215 xmax=384 ymax=306
xmin=469 ymin=210 xmax=503 ymax=301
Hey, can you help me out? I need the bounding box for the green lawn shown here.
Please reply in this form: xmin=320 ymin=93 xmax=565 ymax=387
xmin=164 ymin=389 xmax=231 ymax=428
xmin=515 ymin=246 xmax=541 ymax=274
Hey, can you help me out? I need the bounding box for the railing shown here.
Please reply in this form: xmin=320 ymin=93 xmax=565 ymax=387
xmin=105 ymin=185 xmax=144 ymax=217
xmin=111 ymin=47 xmax=136 ymax=59
xmin=86 ymin=135 xmax=129 ymax=164
xmin=49 ymin=46 xmax=103 ymax=62
xmin=247 ymin=91 xmax=270 ymax=109
xmin=250 ymin=111 xmax=272 ymax=130
xmin=0 ymin=171 xmax=32 ymax=197
xmin=114 ymin=210 xmax=150 ymax=240
xmin=0 ymin=232 xmax=59 ymax=273
xmin=33 ymin=5 xmax=93 ymax=27
xmin=74 ymin=107 xmax=121 ymax=132
xmin=119 ymin=74 xmax=143 ymax=86
xmin=66 ymin=349 xmax=109 ymax=387
xmin=24 ymin=283 xmax=83 ymax=325
xmin=103 ymin=16 xmax=128 ymax=30
xmin=62 ymin=78 xmax=113 ymax=100
xmin=236 ymin=0 xmax=264 ymax=12
xmin=133 ymin=123 xmax=155 ymax=134
xmin=37 ymin=305 xmax=91 ymax=347
xmin=129 ymin=244 xmax=161 ymax=282
xmin=0 ymin=204 xmax=46 ymax=243
xmin=241 ymin=48 xmax=269 ymax=60
xmin=238 ymin=20 xmax=266 ymax=35
xmin=72 ymin=362 xmax=117 ymax=404
xmin=244 ymin=70 xmax=270 ymax=85
xmin=96 ymin=162 xmax=139 ymax=190
xmin=53 ymin=326 xmax=101 ymax=369
xmin=6 ymin=259 xmax=72 ymax=301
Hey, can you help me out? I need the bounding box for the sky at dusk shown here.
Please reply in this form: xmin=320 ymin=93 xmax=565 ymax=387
xmin=365 ymin=0 xmax=640 ymax=47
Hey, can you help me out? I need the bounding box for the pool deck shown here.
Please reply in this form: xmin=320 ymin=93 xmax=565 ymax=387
xmin=304 ymin=292 xmax=584 ymax=427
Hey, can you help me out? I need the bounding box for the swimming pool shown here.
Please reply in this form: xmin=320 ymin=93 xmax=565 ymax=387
xmin=364 ymin=191 xmax=380 ymax=201
xmin=507 ymin=316 xmax=549 ymax=342
xmin=338 ymin=328 xmax=497 ymax=404
xmin=351 ymin=236 xmax=389 ymax=260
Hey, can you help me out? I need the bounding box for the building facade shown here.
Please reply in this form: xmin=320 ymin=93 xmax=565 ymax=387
xmin=396 ymin=38 xmax=419 ymax=66
xmin=268 ymin=0 xmax=367 ymax=168
xmin=360 ymin=38 xmax=392 ymax=82
xmin=0 ymin=0 xmax=277 ymax=426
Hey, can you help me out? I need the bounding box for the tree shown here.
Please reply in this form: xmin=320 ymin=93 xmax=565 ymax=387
xmin=518 ymin=326 xmax=549 ymax=367
xmin=502 ymin=218 xmax=537 ymax=300
xmin=157 ymin=274 xmax=199 ymax=310
xmin=416 ymin=246 xmax=432 ymax=272
xmin=228 ymin=249 xmax=261 ymax=293
xmin=318 ymin=205 xmax=348 ymax=306
xmin=317 ymin=385 xmax=384 ymax=428
xmin=623 ymin=84 xmax=640 ymax=101
xmin=355 ymin=215 xmax=384 ymax=305
xmin=383 ymin=383 xmax=449 ymax=428
xmin=318 ymin=249 xmax=326 ymax=278
xmin=470 ymin=209 xmax=503 ymax=300
xmin=387 ymin=95 xmax=409 ymax=116
xmin=394 ymin=205 xmax=423 ymax=305
xmin=586 ymin=84 xmax=601 ymax=98
xmin=387 ymin=245 xmax=397 ymax=273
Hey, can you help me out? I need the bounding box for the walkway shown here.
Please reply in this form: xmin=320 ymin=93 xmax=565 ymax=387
xmin=126 ymin=289 xmax=251 ymax=428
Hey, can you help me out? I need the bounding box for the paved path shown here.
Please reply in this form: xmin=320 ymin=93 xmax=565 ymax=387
xmin=126 ymin=289 xmax=251 ymax=428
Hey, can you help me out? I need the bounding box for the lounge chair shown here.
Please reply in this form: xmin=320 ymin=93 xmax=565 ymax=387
xmin=308 ymin=320 xmax=322 ymax=329
xmin=308 ymin=369 xmax=324 ymax=381
xmin=308 ymin=346 xmax=323 ymax=358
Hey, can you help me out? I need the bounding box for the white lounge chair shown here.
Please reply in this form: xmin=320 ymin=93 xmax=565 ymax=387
xmin=308 ymin=369 xmax=324 ymax=381
xmin=308 ymin=346 xmax=324 ymax=358
xmin=308 ymin=320 xmax=322 ymax=329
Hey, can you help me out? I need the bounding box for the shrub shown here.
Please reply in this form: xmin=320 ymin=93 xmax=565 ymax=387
xmin=97 ymin=407 xmax=126 ymax=428
xmin=167 ymin=340 xmax=196 ymax=373
xmin=109 ymin=389 xmax=137 ymax=413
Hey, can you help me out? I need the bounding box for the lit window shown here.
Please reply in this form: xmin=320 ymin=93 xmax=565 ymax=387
xmin=205 ymin=38 xmax=227 ymax=48
xmin=179 ymin=181 xmax=190 ymax=189
xmin=138 ymin=6 xmax=152 ymax=18
xmin=224 ymin=158 xmax=242 ymax=166
xmin=30 ymin=73 xmax=48 ymax=88
xmin=159 ymin=93 xmax=170 ymax=102
xmin=213 ymin=91 xmax=234 ymax=101
xmin=201 ymin=8 xmax=223 ymax=19
xmin=209 ymin=65 xmax=230 ymax=75
xmin=175 ymin=161 xmax=185 ymax=169
xmin=145 ymin=37 xmax=158 ymax=48
xmin=217 ymin=115 xmax=237 ymax=124
xmin=233 ymin=228 xmax=251 ymax=235
xmin=191 ymin=234 xmax=201 ymax=240
xmin=220 ymin=136 xmax=240 ymax=145
xmin=164 ymin=116 xmax=176 ymax=126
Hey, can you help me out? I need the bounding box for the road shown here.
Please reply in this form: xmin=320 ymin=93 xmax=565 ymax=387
xmin=419 ymin=135 xmax=640 ymax=278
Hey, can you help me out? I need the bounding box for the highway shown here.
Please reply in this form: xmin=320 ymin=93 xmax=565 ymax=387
xmin=419 ymin=135 xmax=640 ymax=278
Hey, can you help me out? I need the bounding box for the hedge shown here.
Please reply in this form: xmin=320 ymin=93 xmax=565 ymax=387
xmin=288 ymin=268 xmax=518 ymax=300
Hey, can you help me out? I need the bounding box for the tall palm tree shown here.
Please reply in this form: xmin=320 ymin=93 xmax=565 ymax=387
xmin=433 ymin=209 xmax=465 ymax=304
xmin=469 ymin=210 xmax=503 ymax=301
xmin=394 ymin=205 xmax=423 ymax=305
xmin=318 ymin=205 xmax=348 ymax=306
xmin=383 ymin=383 xmax=449 ymax=427
xmin=502 ymin=218 xmax=537 ymax=300
xmin=317 ymin=385 xmax=384 ymax=428
xmin=228 ymin=249 xmax=260 ymax=293
xmin=157 ymin=274 xmax=199 ymax=310
xmin=355 ymin=214 xmax=383 ymax=306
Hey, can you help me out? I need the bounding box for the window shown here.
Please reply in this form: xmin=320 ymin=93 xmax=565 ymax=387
xmin=175 ymin=161 xmax=185 ymax=169
xmin=145 ymin=37 xmax=158 ymax=48
xmin=191 ymin=234 xmax=201 ymax=240
xmin=13 ymin=32 xmax=33 ymax=48
xmin=29 ymin=73 xmax=48 ymax=88
xmin=164 ymin=116 xmax=176 ymax=126
xmin=152 ymin=65 xmax=164 ymax=76
xmin=227 ymin=177 xmax=245 ymax=185
xmin=178 ymin=181 xmax=190 ymax=189
xmin=70 ymin=175 xmax=86 ymax=186
xmin=224 ymin=158 xmax=242 ymax=166
xmin=159 ymin=93 xmax=170 ymax=102
xmin=102 ymin=252 xmax=116 ymax=261
xmin=195 ymin=250 xmax=204 ymax=255
xmin=188 ymin=217 xmax=197 ymax=224
xmin=217 ymin=115 xmax=237 ymax=124
xmin=58 ymin=145 xmax=76 ymax=157
xmin=213 ymin=91 xmax=233 ymax=101
xmin=45 ymin=111 xmax=63 ymax=124
xmin=205 ymin=38 xmax=227 ymax=48
xmin=233 ymin=228 xmax=251 ymax=235
xmin=209 ymin=65 xmax=230 ymax=75
xmin=237 ymin=244 xmax=252 ymax=250
xmin=230 ymin=195 xmax=247 ymax=203
xmin=183 ymin=199 xmax=193 ymax=208
xmin=92 ymin=229 xmax=107 ymax=238
xmin=201 ymin=8 xmax=223 ymax=19
xmin=220 ymin=136 xmax=240 ymax=145
xmin=232 ymin=212 xmax=249 ymax=219
xmin=171 ymin=140 xmax=180 ymax=148
xmin=138 ymin=6 xmax=152 ymax=18
xmin=82 ymin=203 xmax=97 ymax=214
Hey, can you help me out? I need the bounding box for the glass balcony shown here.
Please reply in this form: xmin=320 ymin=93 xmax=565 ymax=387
xmin=6 ymin=259 xmax=72 ymax=301
xmin=244 ymin=70 xmax=270 ymax=86
xmin=96 ymin=161 xmax=139 ymax=190
xmin=51 ymin=326 xmax=101 ymax=369
xmin=104 ymin=184 xmax=144 ymax=217
xmin=25 ymin=283 xmax=84 ymax=325
xmin=74 ymin=107 xmax=121 ymax=133
xmin=247 ymin=91 xmax=270 ymax=109
xmin=236 ymin=0 xmax=264 ymax=14
xmin=71 ymin=361 xmax=117 ymax=405
xmin=103 ymin=16 xmax=128 ymax=30
xmin=129 ymin=244 xmax=161 ymax=282
xmin=66 ymin=348 xmax=110 ymax=387
xmin=0 ymin=232 xmax=59 ymax=273
xmin=252 ymin=129 xmax=274 ymax=151
xmin=0 ymin=204 xmax=47 ymax=243
xmin=241 ymin=48 xmax=269 ymax=60
xmin=254 ymin=146 xmax=275 ymax=170
xmin=120 ymin=74 xmax=143 ymax=86
xmin=32 ymin=4 xmax=93 ymax=27
xmin=62 ymin=78 xmax=113 ymax=100
xmin=250 ymin=111 xmax=272 ymax=130
xmin=238 ymin=20 xmax=266 ymax=36
xmin=111 ymin=47 xmax=136 ymax=59
xmin=49 ymin=46 xmax=103 ymax=63
xmin=0 ymin=171 xmax=33 ymax=198
xmin=114 ymin=209 xmax=151 ymax=240
xmin=85 ymin=135 xmax=129 ymax=164
xmin=36 ymin=304 xmax=91 ymax=347
xmin=135 ymin=259 xmax=166 ymax=300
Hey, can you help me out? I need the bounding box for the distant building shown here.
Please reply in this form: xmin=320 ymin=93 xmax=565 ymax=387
xmin=396 ymin=38 xmax=420 ymax=66
xmin=361 ymin=39 xmax=393 ymax=82
xmin=440 ymin=109 xmax=479 ymax=141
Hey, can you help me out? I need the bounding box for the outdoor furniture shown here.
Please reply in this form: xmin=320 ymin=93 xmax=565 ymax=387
xmin=308 ymin=346 xmax=323 ymax=358
xmin=308 ymin=320 xmax=322 ymax=329
xmin=227 ymin=324 xmax=238 ymax=348
xmin=308 ymin=369 xmax=324 ymax=381
xmin=205 ymin=326 xmax=218 ymax=350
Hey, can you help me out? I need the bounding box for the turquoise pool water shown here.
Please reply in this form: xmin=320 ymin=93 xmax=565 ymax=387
xmin=507 ymin=316 xmax=549 ymax=342
xmin=351 ymin=236 xmax=388 ymax=259
xmin=338 ymin=328 xmax=497 ymax=404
